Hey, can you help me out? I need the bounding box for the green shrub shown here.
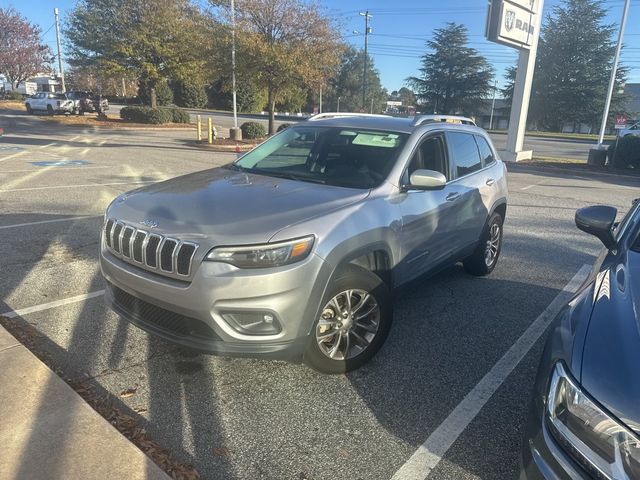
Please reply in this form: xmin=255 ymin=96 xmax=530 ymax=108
xmin=241 ymin=121 xmax=266 ymax=139
xmin=206 ymin=79 xmax=267 ymax=112
xmin=120 ymin=106 xmax=146 ymax=122
xmin=612 ymin=135 xmax=640 ymax=169
xmin=173 ymin=81 xmax=207 ymax=108
xmin=120 ymin=106 xmax=171 ymax=124
xmin=277 ymin=123 xmax=292 ymax=132
xmin=138 ymin=79 xmax=173 ymax=106
xmin=161 ymin=107 xmax=190 ymax=124
xmin=7 ymin=90 xmax=22 ymax=100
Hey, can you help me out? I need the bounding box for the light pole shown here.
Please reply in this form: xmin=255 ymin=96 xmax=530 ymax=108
xmin=597 ymin=0 xmax=630 ymax=147
xmin=54 ymin=7 xmax=65 ymax=92
xmin=337 ymin=96 xmax=340 ymax=112
xmin=230 ymin=0 xmax=240 ymax=139
xmin=489 ymin=80 xmax=498 ymax=130
xmin=360 ymin=11 xmax=372 ymax=111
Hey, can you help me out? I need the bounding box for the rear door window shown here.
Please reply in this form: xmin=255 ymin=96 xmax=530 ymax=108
xmin=447 ymin=132 xmax=482 ymax=178
xmin=474 ymin=135 xmax=495 ymax=167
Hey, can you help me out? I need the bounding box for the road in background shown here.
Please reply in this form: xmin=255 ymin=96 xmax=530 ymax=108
xmin=108 ymin=104 xmax=599 ymax=160
xmin=1 ymin=113 xmax=637 ymax=480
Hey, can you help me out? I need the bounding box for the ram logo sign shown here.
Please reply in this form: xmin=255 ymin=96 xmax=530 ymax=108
xmin=486 ymin=0 xmax=539 ymax=50
xmin=505 ymin=10 xmax=516 ymax=31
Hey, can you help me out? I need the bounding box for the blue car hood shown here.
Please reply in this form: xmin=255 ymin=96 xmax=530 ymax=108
xmin=580 ymin=252 xmax=640 ymax=436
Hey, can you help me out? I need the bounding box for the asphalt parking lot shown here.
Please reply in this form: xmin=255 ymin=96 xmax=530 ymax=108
xmin=1 ymin=112 xmax=638 ymax=480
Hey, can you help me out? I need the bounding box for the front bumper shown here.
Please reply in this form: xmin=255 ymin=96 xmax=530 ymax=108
xmin=56 ymin=104 xmax=75 ymax=113
xmin=100 ymin=246 xmax=332 ymax=361
xmin=520 ymin=410 xmax=587 ymax=480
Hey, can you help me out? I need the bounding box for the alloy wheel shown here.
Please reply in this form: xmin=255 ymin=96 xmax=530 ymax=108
xmin=315 ymin=289 xmax=380 ymax=361
xmin=484 ymin=222 xmax=501 ymax=267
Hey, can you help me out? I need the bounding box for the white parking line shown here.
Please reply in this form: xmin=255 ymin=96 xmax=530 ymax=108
xmin=0 ymin=180 xmax=158 ymax=193
xmin=0 ymin=215 xmax=102 ymax=230
xmin=390 ymin=264 xmax=592 ymax=480
xmin=0 ymin=150 xmax=28 ymax=162
xmin=520 ymin=180 xmax=545 ymax=190
xmin=1 ymin=290 xmax=105 ymax=319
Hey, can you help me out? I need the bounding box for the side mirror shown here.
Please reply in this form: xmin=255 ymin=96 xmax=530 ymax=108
xmin=575 ymin=205 xmax=617 ymax=249
xmin=406 ymin=169 xmax=447 ymax=190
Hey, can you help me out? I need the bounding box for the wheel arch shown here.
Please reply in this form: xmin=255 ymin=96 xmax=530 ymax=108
xmin=303 ymin=242 xmax=394 ymax=337
xmin=490 ymin=198 xmax=507 ymax=221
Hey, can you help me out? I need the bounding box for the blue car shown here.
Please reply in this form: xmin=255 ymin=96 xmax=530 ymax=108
xmin=521 ymin=201 xmax=640 ymax=479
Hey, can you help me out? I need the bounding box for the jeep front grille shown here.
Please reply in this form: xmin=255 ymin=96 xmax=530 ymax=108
xmin=103 ymin=219 xmax=198 ymax=278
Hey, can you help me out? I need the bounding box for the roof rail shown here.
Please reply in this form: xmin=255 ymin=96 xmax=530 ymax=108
xmin=308 ymin=112 xmax=393 ymax=121
xmin=412 ymin=115 xmax=476 ymax=127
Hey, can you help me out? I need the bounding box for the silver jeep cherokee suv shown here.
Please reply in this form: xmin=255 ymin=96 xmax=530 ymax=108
xmin=100 ymin=113 xmax=508 ymax=373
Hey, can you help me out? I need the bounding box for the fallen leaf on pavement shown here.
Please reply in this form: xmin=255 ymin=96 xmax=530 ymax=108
xmin=120 ymin=387 xmax=137 ymax=398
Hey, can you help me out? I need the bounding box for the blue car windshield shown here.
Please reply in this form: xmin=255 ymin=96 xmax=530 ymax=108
xmin=233 ymin=126 xmax=409 ymax=189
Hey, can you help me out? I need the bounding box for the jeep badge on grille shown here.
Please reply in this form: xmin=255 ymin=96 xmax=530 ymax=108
xmin=141 ymin=219 xmax=159 ymax=229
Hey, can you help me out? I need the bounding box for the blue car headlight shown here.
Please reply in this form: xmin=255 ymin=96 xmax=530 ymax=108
xmin=546 ymin=362 xmax=640 ymax=479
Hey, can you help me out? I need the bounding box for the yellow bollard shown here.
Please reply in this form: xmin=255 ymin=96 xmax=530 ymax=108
xmin=208 ymin=117 xmax=213 ymax=144
xmin=197 ymin=115 xmax=202 ymax=143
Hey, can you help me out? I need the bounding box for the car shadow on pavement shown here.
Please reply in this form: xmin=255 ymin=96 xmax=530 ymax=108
xmin=0 ymin=213 xmax=234 ymax=479
xmin=0 ymin=209 xmax=598 ymax=480
xmin=344 ymin=264 xmax=562 ymax=479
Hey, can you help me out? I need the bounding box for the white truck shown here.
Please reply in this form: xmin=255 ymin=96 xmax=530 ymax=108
xmin=24 ymin=92 xmax=77 ymax=115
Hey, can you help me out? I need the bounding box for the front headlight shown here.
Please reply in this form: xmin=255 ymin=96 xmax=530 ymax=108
xmin=205 ymin=235 xmax=314 ymax=269
xmin=546 ymin=362 xmax=640 ymax=479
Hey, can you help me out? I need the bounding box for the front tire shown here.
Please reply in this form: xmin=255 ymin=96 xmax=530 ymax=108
xmin=463 ymin=211 xmax=504 ymax=276
xmin=304 ymin=265 xmax=392 ymax=374
xmin=46 ymin=105 xmax=54 ymax=115
xmin=26 ymin=104 xmax=33 ymax=114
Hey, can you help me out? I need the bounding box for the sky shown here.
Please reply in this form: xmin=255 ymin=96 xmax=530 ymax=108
xmin=4 ymin=0 xmax=640 ymax=92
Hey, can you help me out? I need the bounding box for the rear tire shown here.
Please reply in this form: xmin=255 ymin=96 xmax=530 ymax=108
xmin=303 ymin=265 xmax=392 ymax=374
xmin=463 ymin=211 xmax=504 ymax=276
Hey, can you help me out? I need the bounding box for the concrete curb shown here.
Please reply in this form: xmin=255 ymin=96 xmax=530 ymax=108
xmin=194 ymin=142 xmax=256 ymax=152
xmin=0 ymin=324 xmax=170 ymax=480
xmin=507 ymin=161 xmax=640 ymax=179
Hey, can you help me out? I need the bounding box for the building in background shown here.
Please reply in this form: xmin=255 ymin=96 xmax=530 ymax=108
xmin=475 ymin=98 xmax=511 ymax=130
xmin=0 ymin=74 xmax=61 ymax=96
xmin=624 ymin=83 xmax=640 ymax=118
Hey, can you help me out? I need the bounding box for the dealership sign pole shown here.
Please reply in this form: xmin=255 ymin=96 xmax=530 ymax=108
xmin=596 ymin=0 xmax=630 ymax=147
xmin=486 ymin=0 xmax=544 ymax=162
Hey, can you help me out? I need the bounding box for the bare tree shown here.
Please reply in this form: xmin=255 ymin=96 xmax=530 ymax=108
xmin=0 ymin=8 xmax=52 ymax=89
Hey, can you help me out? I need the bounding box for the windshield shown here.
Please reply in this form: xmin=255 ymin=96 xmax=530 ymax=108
xmin=234 ymin=126 xmax=409 ymax=189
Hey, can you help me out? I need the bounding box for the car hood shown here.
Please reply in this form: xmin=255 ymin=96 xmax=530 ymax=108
xmin=106 ymin=167 xmax=369 ymax=245
xmin=580 ymin=253 xmax=640 ymax=436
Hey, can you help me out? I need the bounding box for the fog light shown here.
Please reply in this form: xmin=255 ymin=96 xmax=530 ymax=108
xmin=221 ymin=311 xmax=281 ymax=335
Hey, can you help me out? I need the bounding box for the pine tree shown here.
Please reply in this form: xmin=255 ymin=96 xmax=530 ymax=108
xmin=529 ymin=0 xmax=627 ymax=131
xmin=323 ymin=47 xmax=388 ymax=114
xmin=406 ymin=23 xmax=494 ymax=115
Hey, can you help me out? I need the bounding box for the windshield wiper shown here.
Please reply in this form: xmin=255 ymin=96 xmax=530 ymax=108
xmin=250 ymin=169 xmax=326 ymax=184
xmin=227 ymin=163 xmax=248 ymax=172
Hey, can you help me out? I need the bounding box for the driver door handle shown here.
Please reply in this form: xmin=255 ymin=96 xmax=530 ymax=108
xmin=446 ymin=192 xmax=460 ymax=202
xmin=486 ymin=178 xmax=496 ymax=186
